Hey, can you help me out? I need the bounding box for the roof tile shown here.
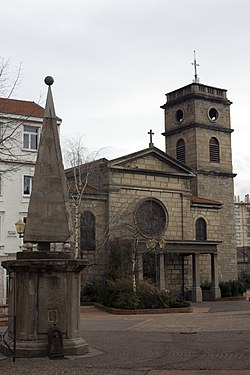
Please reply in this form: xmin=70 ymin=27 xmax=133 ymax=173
xmin=0 ymin=97 xmax=44 ymax=118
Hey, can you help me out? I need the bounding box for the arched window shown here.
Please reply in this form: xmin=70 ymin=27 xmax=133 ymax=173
xmin=80 ymin=211 xmax=96 ymax=251
xmin=176 ymin=138 xmax=186 ymax=164
xmin=209 ymin=137 xmax=220 ymax=163
xmin=196 ymin=218 xmax=207 ymax=241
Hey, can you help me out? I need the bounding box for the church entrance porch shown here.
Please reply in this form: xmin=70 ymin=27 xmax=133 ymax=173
xmin=139 ymin=240 xmax=220 ymax=302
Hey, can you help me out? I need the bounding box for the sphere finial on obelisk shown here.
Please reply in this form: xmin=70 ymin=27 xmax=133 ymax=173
xmin=44 ymin=76 xmax=54 ymax=86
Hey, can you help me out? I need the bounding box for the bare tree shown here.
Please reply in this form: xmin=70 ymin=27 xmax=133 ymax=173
xmin=63 ymin=134 xmax=107 ymax=258
xmin=0 ymin=58 xmax=37 ymax=171
xmin=77 ymin=192 xmax=140 ymax=290
xmin=101 ymin=198 xmax=168 ymax=291
xmin=109 ymin=209 xmax=146 ymax=292
xmin=0 ymin=57 xmax=22 ymax=98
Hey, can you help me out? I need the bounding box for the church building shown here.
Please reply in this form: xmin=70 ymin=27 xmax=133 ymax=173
xmin=66 ymin=80 xmax=238 ymax=302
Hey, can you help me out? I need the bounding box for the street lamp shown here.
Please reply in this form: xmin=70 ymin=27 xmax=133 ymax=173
xmin=146 ymin=238 xmax=167 ymax=250
xmin=146 ymin=239 xmax=158 ymax=250
xmin=15 ymin=219 xmax=26 ymax=238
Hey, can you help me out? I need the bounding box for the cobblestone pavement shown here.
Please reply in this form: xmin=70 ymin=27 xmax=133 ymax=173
xmin=148 ymin=371 xmax=250 ymax=375
xmin=0 ymin=300 xmax=250 ymax=375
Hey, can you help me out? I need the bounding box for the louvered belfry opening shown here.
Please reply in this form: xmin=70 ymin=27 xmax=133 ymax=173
xmin=176 ymin=138 xmax=186 ymax=164
xmin=209 ymin=137 xmax=220 ymax=163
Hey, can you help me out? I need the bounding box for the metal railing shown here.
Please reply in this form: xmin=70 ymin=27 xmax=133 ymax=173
xmin=0 ymin=315 xmax=16 ymax=362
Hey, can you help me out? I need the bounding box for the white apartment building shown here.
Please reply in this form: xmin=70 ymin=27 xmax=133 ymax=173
xmin=0 ymin=98 xmax=45 ymax=305
xmin=234 ymin=194 xmax=250 ymax=273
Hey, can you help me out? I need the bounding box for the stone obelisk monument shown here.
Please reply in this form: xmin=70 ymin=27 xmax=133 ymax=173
xmin=0 ymin=77 xmax=89 ymax=357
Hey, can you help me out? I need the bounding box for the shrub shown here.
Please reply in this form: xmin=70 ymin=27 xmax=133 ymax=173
xmin=100 ymin=278 xmax=139 ymax=309
xmin=239 ymin=271 xmax=250 ymax=289
xmin=136 ymin=280 xmax=164 ymax=309
xmin=81 ymin=281 xmax=102 ymax=302
xmin=219 ymin=280 xmax=247 ymax=298
xmin=158 ymin=289 xmax=190 ymax=308
xmin=219 ymin=281 xmax=231 ymax=297
xmin=98 ymin=278 xmax=190 ymax=309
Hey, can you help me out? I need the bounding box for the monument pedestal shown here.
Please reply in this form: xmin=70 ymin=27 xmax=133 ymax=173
xmin=0 ymin=251 xmax=89 ymax=358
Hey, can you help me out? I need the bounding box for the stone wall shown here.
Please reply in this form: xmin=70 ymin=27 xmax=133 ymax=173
xmin=165 ymin=126 xmax=233 ymax=174
xmin=164 ymin=96 xmax=231 ymax=133
xmin=78 ymin=196 xmax=109 ymax=282
xmin=195 ymin=173 xmax=237 ymax=281
xmin=108 ymin=169 xmax=192 ymax=242
xmin=165 ymin=253 xmax=192 ymax=292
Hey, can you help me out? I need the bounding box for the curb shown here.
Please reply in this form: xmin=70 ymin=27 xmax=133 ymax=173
xmin=94 ymin=303 xmax=193 ymax=315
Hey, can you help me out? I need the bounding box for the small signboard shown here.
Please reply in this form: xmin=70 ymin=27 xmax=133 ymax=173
xmin=7 ymin=231 xmax=17 ymax=237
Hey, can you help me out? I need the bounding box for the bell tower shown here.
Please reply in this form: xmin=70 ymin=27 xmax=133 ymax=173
xmin=161 ymin=83 xmax=234 ymax=196
xmin=160 ymin=81 xmax=237 ymax=281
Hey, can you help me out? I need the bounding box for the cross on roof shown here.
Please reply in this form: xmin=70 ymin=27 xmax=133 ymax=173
xmin=148 ymin=129 xmax=154 ymax=148
xmin=191 ymin=50 xmax=200 ymax=83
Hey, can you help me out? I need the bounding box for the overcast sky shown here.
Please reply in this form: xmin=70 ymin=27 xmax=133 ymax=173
xmin=2 ymin=0 xmax=250 ymax=197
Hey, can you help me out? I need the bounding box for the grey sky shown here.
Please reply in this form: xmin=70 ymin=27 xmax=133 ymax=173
xmin=2 ymin=0 xmax=250 ymax=197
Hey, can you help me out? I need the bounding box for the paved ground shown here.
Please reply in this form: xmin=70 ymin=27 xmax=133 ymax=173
xmin=0 ymin=300 xmax=250 ymax=375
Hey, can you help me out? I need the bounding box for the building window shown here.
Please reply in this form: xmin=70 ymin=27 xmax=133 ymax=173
xmin=135 ymin=199 xmax=167 ymax=237
xmin=0 ymin=123 xmax=4 ymax=144
xmin=175 ymin=109 xmax=184 ymax=124
xmin=176 ymin=138 xmax=186 ymax=164
xmin=208 ymin=108 xmax=219 ymax=122
xmin=0 ymin=173 xmax=2 ymax=196
xmin=80 ymin=211 xmax=96 ymax=251
xmin=209 ymin=137 xmax=220 ymax=163
xmin=23 ymin=175 xmax=32 ymax=196
xmin=23 ymin=126 xmax=39 ymax=150
xmin=196 ymin=218 xmax=207 ymax=241
xmin=237 ymin=247 xmax=249 ymax=263
xmin=0 ymin=215 xmax=3 ymax=245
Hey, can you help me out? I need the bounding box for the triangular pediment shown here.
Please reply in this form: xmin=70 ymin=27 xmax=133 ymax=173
xmin=108 ymin=147 xmax=195 ymax=177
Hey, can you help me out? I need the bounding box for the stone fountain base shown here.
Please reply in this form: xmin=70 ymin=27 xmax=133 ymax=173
xmin=0 ymin=251 xmax=89 ymax=358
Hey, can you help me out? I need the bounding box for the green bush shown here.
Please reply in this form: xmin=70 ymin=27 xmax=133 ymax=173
xmin=99 ymin=279 xmax=190 ymax=309
xmin=100 ymin=278 xmax=139 ymax=309
xmin=81 ymin=281 xmax=102 ymax=302
xmin=161 ymin=289 xmax=190 ymax=308
xmin=136 ymin=281 xmax=164 ymax=309
xmin=239 ymin=271 xmax=250 ymax=289
xmin=136 ymin=282 xmax=189 ymax=309
xmin=219 ymin=280 xmax=247 ymax=298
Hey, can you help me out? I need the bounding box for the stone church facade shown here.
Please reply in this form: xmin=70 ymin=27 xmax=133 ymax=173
xmin=66 ymin=82 xmax=238 ymax=302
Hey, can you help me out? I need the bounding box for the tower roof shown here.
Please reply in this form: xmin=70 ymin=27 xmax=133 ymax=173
xmin=161 ymin=82 xmax=231 ymax=109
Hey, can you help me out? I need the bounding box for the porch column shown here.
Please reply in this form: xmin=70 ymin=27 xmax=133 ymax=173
xmin=191 ymin=253 xmax=202 ymax=302
xmin=137 ymin=253 xmax=144 ymax=281
xmin=211 ymin=253 xmax=221 ymax=300
xmin=159 ymin=253 xmax=165 ymax=289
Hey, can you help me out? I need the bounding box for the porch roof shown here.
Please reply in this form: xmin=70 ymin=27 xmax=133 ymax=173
xmin=146 ymin=240 xmax=220 ymax=255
